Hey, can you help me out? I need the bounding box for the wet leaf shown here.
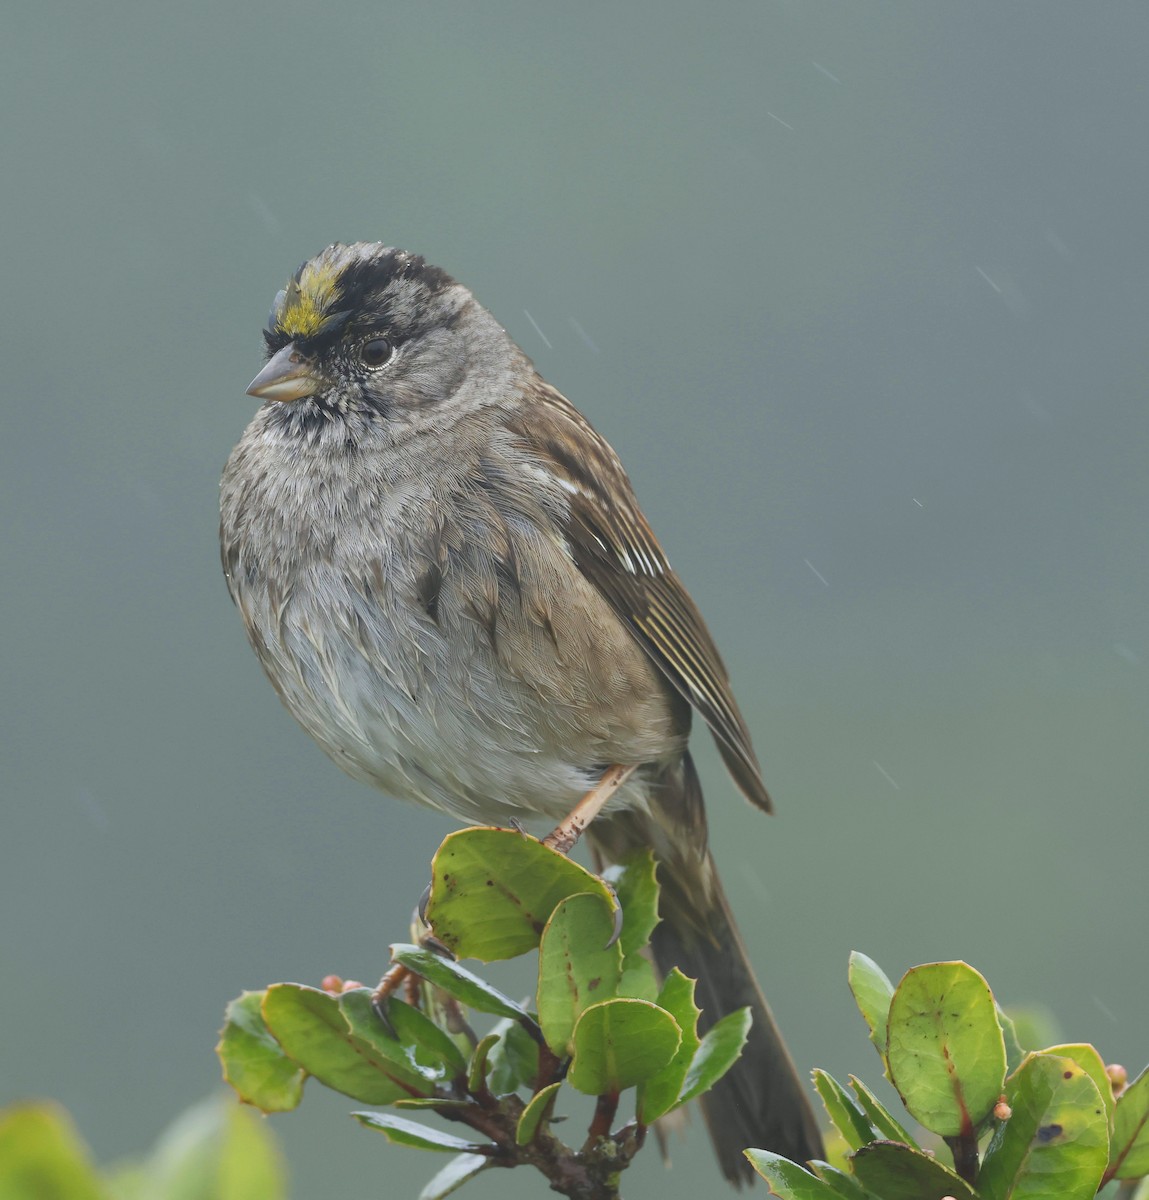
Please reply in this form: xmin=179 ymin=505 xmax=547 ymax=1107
xmin=417 ymin=1153 xmax=490 ymax=1200
xmin=353 ymin=1112 xmax=494 ymax=1154
xmin=388 ymin=944 xmax=531 ymax=1022
xmin=261 ymin=984 xmax=430 ymax=1105
xmin=340 ymin=989 xmax=467 ymax=1082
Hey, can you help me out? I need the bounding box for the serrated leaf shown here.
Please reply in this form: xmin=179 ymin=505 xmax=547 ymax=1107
xmin=0 ymin=1102 xmax=108 ymax=1200
xmin=848 ymin=952 xmax=894 ymax=1071
xmin=679 ymin=1006 xmax=751 ymax=1106
xmin=340 ymin=989 xmax=467 ymax=1082
xmin=568 ymin=998 xmax=681 ymax=1095
xmin=537 ymin=893 xmax=623 ymax=1054
xmin=261 ymin=984 xmax=430 ymax=1105
xmin=354 ymin=1112 xmax=495 ymax=1154
xmin=1109 ymin=1063 xmax=1149 ymax=1179
xmin=850 ymin=1140 xmax=977 ymax=1200
xmin=847 ymin=1076 xmax=919 ymax=1148
xmin=886 ymin=961 xmax=1006 ymax=1136
xmin=417 ymin=1153 xmax=490 ymax=1200
xmin=606 ymin=849 xmax=661 ymax=959
xmin=978 ymin=1052 xmax=1108 ymax=1200
xmin=743 ymin=1148 xmax=842 ymax=1198
xmin=637 ymin=969 xmax=701 ymax=1123
xmin=516 ymin=1082 xmax=562 ymax=1145
xmin=484 ymin=1017 xmax=540 ymax=1095
xmin=812 ymin=1070 xmax=878 ymax=1151
xmin=424 ymin=828 xmax=615 ymax=961
xmin=217 ymin=990 xmax=306 ymax=1113
xmin=389 ymin=944 xmax=531 ymax=1022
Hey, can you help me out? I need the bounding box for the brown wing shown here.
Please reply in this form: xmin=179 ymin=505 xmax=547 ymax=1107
xmin=507 ymin=384 xmax=772 ymax=813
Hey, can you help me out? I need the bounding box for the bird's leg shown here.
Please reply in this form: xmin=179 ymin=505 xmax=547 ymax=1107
xmin=372 ymin=900 xmax=453 ymax=1026
xmin=543 ymin=763 xmax=637 ymax=855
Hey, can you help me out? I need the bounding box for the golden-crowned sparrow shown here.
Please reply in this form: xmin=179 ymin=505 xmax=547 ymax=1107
xmin=220 ymin=243 xmax=822 ymax=1182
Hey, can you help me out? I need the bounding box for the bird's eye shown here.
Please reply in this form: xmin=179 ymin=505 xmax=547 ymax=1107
xmin=359 ymin=337 xmax=393 ymax=368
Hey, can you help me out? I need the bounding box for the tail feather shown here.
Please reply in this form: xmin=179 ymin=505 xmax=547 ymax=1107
xmin=590 ymin=755 xmax=823 ymax=1185
xmin=651 ymin=857 xmax=824 ymax=1184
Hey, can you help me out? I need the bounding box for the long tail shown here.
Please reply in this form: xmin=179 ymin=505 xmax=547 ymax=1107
xmin=589 ymin=757 xmax=823 ymax=1186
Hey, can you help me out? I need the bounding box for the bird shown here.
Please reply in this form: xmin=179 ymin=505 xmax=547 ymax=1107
xmin=219 ymin=242 xmax=823 ymax=1183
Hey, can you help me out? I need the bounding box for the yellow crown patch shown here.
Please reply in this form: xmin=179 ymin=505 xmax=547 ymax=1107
xmin=275 ymin=258 xmax=343 ymax=339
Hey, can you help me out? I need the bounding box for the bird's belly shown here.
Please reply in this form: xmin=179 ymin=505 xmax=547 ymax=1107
xmin=250 ymin=564 xmax=681 ymax=826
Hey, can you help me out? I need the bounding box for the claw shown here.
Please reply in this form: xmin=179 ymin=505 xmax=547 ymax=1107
xmin=417 ymin=881 xmax=432 ymax=926
xmin=371 ymin=962 xmax=412 ymax=1035
xmin=603 ymin=878 xmax=625 ymax=949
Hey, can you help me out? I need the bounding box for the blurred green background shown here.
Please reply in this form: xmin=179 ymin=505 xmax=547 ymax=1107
xmin=2 ymin=2 xmax=1147 ymax=1194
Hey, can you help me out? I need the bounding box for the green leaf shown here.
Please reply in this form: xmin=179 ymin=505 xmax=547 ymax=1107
xmin=484 ymin=1017 xmax=540 ymax=1095
xmin=812 ymin=1070 xmax=878 ymax=1151
xmin=567 ymin=999 xmax=681 ymax=1095
xmin=340 ymin=989 xmax=467 ymax=1082
xmin=424 ymin=828 xmax=615 ymax=961
xmin=617 ymin=957 xmax=659 ymax=1002
xmin=850 ymin=1140 xmax=977 ymax=1200
xmin=809 ymin=1161 xmax=884 ymax=1199
xmin=391 ymin=1099 xmax=473 ymax=1113
xmin=886 ymin=960 xmax=1006 ymax=1136
xmin=847 ymin=1076 xmax=920 ymax=1148
xmin=467 ymin=1034 xmax=500 ymax=1094
xmin=637 ymin=969 xmax=701 ymax=1123
xmin=743 ymin=1149 xmax=842 ymax=1198
xmin=261 ymin=983 xmax=431 ymax=1105
xmin=679 ymin=1006 xmax=752 ymax=1106
xmin=1109 ymin=1063 xmax=1149 ymax=1179
xmin=516 ymin=1082 xmax=562 ymax=1145
xmin=0 ymin=1102 xmax=108 ymax=1200
xmin=998 ymin=1005 xmax=1027 ymax=1075
xmin=417 ymin=1153 xmax=490 ymax=1200
xmin=353 ymin=1112 xmax=494 ymax=1154
xmin=137 ymin=1095 xmax=287 ymax=1200
xmin=605 ymin=849 xmax=661 ymax=958
xmin=389 ymin=944 xmax=532 ymax=1022
xmin=1044 ymin=1043 xmax=1116 ymax=1130
xmin=847 ymin=952 xmax=894 ymax=1071
xmin=979 ymin=1052 xmax=1109 ymax=1200
xmin=537 ymin=892 xmax=624 ymax=1054
xmin=217 ymin=990 xmax=306 ymax=1113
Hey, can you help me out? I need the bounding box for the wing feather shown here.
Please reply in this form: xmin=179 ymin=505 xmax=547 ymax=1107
xmin=507 ymin=385 xmax=771 ymax=812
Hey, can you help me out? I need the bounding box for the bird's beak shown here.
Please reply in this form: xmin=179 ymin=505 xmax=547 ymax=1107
xmin=246 ymin=343 xmax=325 ymax=403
